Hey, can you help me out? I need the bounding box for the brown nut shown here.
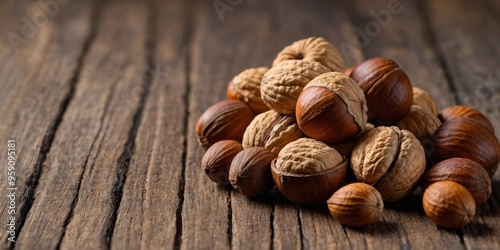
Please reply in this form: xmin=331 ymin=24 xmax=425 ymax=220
xmin=395 ymin=105 xmax=441 ymax=143
xmin=432 ymin=117 xmax=500 ymax=177
xmin=351 ymin=126 xmax=426 ymax=201
xmin=271 ymin=138 xmax=347 ymax=205
xmin=242 ymin=110 xmax=302 ymax=155
xmin=273 ymin=36 xmax=345 ymax=72
xmin=327 ymin=183 xmax=384 ymax=227
xmin=412 ymin=87 xmax=439 ymax=116
xmin=202 ymin=140 xmax=243 ymax=185
xmin=195 ymin=100 xmax=254 ymax=149
xmin=438 ymin=106 xmax=495 ymax=134
xmin=229 ymin=147 xmax=276 ymax=197
xmin=226 ymin=67 xmax=270 ymax=114
xmin=423 ymin=181 xmax=476 ymax=229
xmin=350 ymin=57 xmax=413 ymax=124
xmin=296 ymin=72 xmax=368 ymax=144
xmin=423 ymin=158 xmax=491 ymax=206
xmin=260 ymin=60 xmax=330 ymax=115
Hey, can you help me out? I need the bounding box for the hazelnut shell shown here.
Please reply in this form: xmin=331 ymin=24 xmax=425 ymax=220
xmin=438 ymin=106 xmax=495 ymax=134
xmin=202 ymin=140 xmax=243 ymax=185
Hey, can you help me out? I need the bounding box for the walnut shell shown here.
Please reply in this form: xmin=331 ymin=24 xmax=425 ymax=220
xmin=202 ymin=140 xmax=243 ymax=185
xmin=423 ymin=181 xmax=476 ymax=229
xmin=432 ymin=117 xmax=500 ymax=177
xmin=296 ymin=72 xmax=368 ymax=143
xmin=327 ymin=183 xmax=384 ymax=227
xmin=412 ymin=87 xmax=439 ymax=116
xmin=395 ymin=105 xmax=441 ymax=142
xmin=423 ymin=158 xmax=491 ymax=206
xmin=272 ymin=138 xmax=347 ymax=205
xmin=242 ymin=110 xmax=302 ymax=155
xmin=261 ymin=60 xmax=330 ymax=115
xmin=351 ymin=126 xmax=426 ymax=201
xmin=195 ymin=100 xmax=254 ymax=149
xmin=438 ymin=106 xmax=495 ymax=134
xmin=273 ymin=36 xmax=345 ymax=72
xmin=227 ymin=67 xmax=270 ymax=114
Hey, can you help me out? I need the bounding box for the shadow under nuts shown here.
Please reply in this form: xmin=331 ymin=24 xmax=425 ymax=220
xmin=423 ymin=181 xmax=476 ymax=229
xmin=351 ymin=126 xmax=426 ymax=201
xmin=202 ymin=140 xmax=243 ymax=185
xmin=296 ymin=72 xmax=368 ymax=144
xmin=271 ymin=138 xmax=347 ymax=205
xmin=229 ymin=147 xmax=276 ymax=197
xmin=327 ymin=183 xmax=384 ymax=227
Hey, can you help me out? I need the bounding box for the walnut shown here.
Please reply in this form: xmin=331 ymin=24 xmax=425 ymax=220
xmin=412 ymin=87 xmax=439 ymax=116
xmin=395 ymin=105 xmax=441 ymax=142
xmin=351 ymin=126 xmax=426 ymax=201
xmin=242 ymin=110 xmax=302 ymax=155
xmin=273 ymin=36 xmax=345 ymax=72
xmin=261 ymin=60 xmax=330 ymax=115
xmin=227 ymin=67 xmax=270 ymax=114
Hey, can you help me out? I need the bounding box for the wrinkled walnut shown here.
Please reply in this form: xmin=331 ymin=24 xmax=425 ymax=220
xmin=227 ymin=67 xmax=270 ymax=114
xmin=412 ymin=87 xmax=439 ymax=116
xmin=395 ymin=105 xmax=441 ymax=142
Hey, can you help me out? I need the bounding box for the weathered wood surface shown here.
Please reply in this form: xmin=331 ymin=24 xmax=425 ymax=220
xmin=0 ymin=0 xmax=498 ymax=249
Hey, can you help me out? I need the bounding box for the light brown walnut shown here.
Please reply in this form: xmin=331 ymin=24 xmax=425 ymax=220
xmin=395 ymin=105 xmax=441 ymax=143
xmin=227 ymin=67 xmax=270 ymax=114
xmin=412 ymin=87 xmax=439 ymax=116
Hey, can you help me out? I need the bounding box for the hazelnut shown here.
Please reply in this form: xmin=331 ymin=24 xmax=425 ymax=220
xmin=327 ymin=183 xmax=384 ymax=227
xmin=423 ymin=158 xmax=491 ymax=206
xmin=351 ymin=126 xmax=426 ymax=201
xmin=438 ymin=106 xmax=495 ymax=134
xmin=423 ymin=181 xmax=476 ymax=229
xmin=242 ymin=110 xmax=302 ymax=155
xmin=296 ymin=72 xmax=368 ymax=144
xmin=350 ymin=57 xmax=413 ymax=124
xmin=261 ymin=60 xmax=330 ymax=115
xmin=432 ymin=117 xmax=500 ymax=177
xmin=395 ymin=105 xmax=441 ymax=143
xmin=271 ymin=138 xmax=347 ymax=205
xmin=195 ymin=100 xmax=254 ymax=149
xmin=344 ymin=65 xmax=355 ymax=77
xmin=412 ymin=87 xmax=439 ymax=116
xmin=202 ymin=140 xmax=243 ymax=185
xmin=273 ymin=36 xmax=345 ymax=72
xmin=226 ymin=67 xmax=270 ymax=114
xmin=229 ymin=147 xmax=276 ymax=197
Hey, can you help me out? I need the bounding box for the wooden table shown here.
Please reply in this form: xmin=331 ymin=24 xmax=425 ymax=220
xmin=1 ymin=0 xmax=499 ymax=249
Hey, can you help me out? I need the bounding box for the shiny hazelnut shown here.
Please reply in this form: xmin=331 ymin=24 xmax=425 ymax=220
xmin=344 ymin=65 xmax=355 ymax=77
xmin=327 ymin=183 xmax=384 ymax=227
xmin=226 ymin=67 xmax=270 ymax=114
xmin=351 ymin=126 xmax=426 ymax=201
xmin=195 ymin=100 xmax=254 ymax=149
xmin=432 ymin=117 xmax=500 ymax=177
xmin=423 ymin=181 xmax=476 ymax=229
xmin=296 ymin=72 xmax=368 ymax=144
xmin=423 ymin=158 xmax=491 ymax=206
xmin=202 ymin=140 xmax=243 ymax=185
xmin=438 ymin=106 xmax=495 ymax=134
xmin=271 ymin=138 xmax=347 ymax=205
xmin=229 ymin=147 xmax=276 ymax=197
xmin=350 ymin=57 xmax=413 ymax=124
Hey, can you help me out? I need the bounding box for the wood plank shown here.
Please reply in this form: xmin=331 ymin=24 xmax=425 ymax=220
xmin=110 ymin=0 xmax=191 ymax=248
xmin=15 ymin=0 xmax=150 ymax=249
xmin=0 ymin=0 xmax=92 ymax=248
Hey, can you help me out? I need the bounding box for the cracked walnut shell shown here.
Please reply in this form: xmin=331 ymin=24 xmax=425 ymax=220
xmin=351 ymin=126 xmax=426 ymax=201
xmin=242 ymin=110 xmax=302 ymax=155
xmin=227 ymin=67 xmax=270 ymax=114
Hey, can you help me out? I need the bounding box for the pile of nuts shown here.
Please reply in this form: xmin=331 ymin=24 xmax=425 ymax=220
xmin=195 ymin=37 xmax=500 ymax=228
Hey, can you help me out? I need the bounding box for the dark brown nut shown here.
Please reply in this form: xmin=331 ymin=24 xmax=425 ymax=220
xmin=242 ymin=110 xmax=302 ymax=155
xmin=226 ymin=67 xmax=270 ymax=114
xmin=195 ymin=100 xmax=254 ymax=149
xmin=229 ymin=147 xmax=276 ymax=197
xmin=395 ymin=105 xmax=441 ymax=143
xmin=350 ymin=57 xmax=413 ymax=124
xmin=438 ymin=106 xmax=495 ymax=134
xmin=273 ymin=36 xmax=345 ymax=72
xmin=412 ymin=87 xmax=439 ymax=116
xmin=327 ymin=183 xmax=384 ymax=227
xmin=271 ymin=138 xmax=347 ymax=205
xmin=261 ymin=60 xmax=330 ymax=115
xmin=351 ymin=126 xmax=426 ymax=201
xmin=296 ymin=72 xmax=368 ymax=144
xmin=423 ymin=158 xmax=491 ymax=206
xmin=432 ymin=117 xmax=500 ymax=177
xmin=423 ymin=181 xmax=476 ymax=229
xmin=202 ymin=140 xmax=243 ymax=185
